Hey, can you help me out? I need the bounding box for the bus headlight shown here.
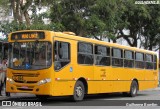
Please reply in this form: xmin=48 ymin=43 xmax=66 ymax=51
xmin=7 ymin=77 xmax=14 ymax=84
xmin=37 ymin=78 xmax=51 ymax=86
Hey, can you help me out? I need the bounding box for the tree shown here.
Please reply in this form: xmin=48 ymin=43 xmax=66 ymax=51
xmin=10 ymin=0 xmax=33 ymax=26
xmin=0 ymin=0 xmax=10 ymax=14
xmin=50 ymin=0 xmax=93 ymax=36
xmin=115 ymin=0 xmax=160 ymax=49
xmin=141 ymin=5 xmax=160 ymax=50
xmin=0 ymin=0 xmax=55 ymax=35
xmin=50 ymin=0 xmax=118 ymax=39
xmin=86 ymin=0 xmax=118 ymax=40
xmin=114 ymin=0 xmax=150 ymax=47
xmin=50 ymin=0 xmax=160 ymax=50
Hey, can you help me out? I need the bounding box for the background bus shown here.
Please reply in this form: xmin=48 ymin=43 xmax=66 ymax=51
xmin=6 ymin=30 xmax=159 ymax=101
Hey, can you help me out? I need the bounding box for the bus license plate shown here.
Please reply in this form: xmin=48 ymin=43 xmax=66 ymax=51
xmin=12 ymin=75 xmax=24 ymax=81
xmin=21 ymin=86 xmax=28 ymax=89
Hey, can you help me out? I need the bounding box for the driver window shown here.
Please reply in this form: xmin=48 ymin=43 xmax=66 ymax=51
xmin=54 ymin=41 xmax=70 ymax=70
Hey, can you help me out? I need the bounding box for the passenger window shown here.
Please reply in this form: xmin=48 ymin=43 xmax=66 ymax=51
xmin=78 ymin=42 xmax=93 ymax=65
xmin=112 ymin=48 xmax=123 ymax=67
xmin=54 ymin=41 xmax=70 ymax=70
xmin=135 ymin=52 xmax=144 ymax=69
xmin=145 ymin=54 xmax=153 ymax=69
xmin=95 ymin=45 xmax=110 ymax=66
xmin=124 ymin=50 xmax=134 ymax=68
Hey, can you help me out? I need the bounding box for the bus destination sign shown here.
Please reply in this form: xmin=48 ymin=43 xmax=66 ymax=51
xmin=11 ymin=32 xmax=45 ymax=40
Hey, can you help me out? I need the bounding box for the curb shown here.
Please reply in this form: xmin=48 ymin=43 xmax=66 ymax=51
xmin=0 ymin=96 xmax=9 ymax=100
xmin=150 ymin=87 xmax=160 ymax=91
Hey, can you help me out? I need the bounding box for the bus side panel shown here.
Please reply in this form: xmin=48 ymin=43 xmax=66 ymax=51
xmin=87 ymin=81 xmax=113 ymax=94
xmin=125 ymin=69 xmax=137 ymax=92
xmin=92 ymin=66 xmax=113 ymax=93
xmin=52 ymin=81 xmax=76 ymax=96
xmin=112 ymin=67 xmax=128 ymax=92
xmin=138 ymin=69 xmax=158 ymax=90
xmin=138 ymin=81 xmax=157 ymax=91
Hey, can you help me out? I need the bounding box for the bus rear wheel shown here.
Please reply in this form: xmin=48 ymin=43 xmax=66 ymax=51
xmin=129 ymin=80 xmax=138 ymax=97
xmin=72 ymin=81 xmax=85 ymax=101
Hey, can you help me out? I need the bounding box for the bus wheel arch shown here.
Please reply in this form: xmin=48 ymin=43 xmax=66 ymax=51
xmin=77 ymin=77 xmax=88 ymax=94
xmin=129 ymin=79 xmax=139 ymax=97
xmin=132 ymin=78 xmax=139 ymax=90
xmin=72 ymin=77 xmax=88 ymax=101
xmin=123 ymin=78 xmax=139 ymax=97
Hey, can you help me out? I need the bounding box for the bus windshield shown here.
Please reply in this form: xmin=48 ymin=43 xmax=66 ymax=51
xmin=8 ymin=41 xmax=52 ymax=70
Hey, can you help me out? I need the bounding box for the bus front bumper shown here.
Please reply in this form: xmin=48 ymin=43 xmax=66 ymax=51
xmin=6 ymin=78 xmax=52 ymax=95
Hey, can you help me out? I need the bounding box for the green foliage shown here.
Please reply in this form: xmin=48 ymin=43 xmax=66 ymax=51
xmin=0 ymin=0 xmax=55 ymax=35
xmin=50 ymin=0 xmax=118 ymax=38
xmin=113 ymin=0 xmax=160 ymax=49
xmin=141 ymin=5 xmax=160 ymax=50
xmin=85 ymin=14 xmax=106 ymax=37
xmin=0 ymin=21 xmax=23 ymax=35
xmin=50 ymin=0 xmax=96 ymax=36
xmin=0 ymin=0 xmax=10 ymax=12
xmin=0 ymin=21 xmax=56 ymax=35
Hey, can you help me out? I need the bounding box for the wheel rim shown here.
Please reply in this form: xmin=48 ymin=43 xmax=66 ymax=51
xmin=75 ymin=86 xmax=83 ymax=97
xmin=132 ymin=85 xmax=137 ymax=95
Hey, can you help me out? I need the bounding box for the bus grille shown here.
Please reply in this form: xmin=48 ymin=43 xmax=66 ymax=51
xmin=17 ymin=86 xmax=34 ymax=91
xmin=13 ymin=73 xmax=39 ymax=77
xmin=17 ymin=88 xmax=33 ymax=91
xmin=12 ymin=73 xmax=39 ymax=84
xmin=14 ymin=80 xmax=37 ymax=84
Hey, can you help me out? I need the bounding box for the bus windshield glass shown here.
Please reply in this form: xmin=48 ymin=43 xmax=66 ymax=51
xmin=8 ymin=41 xmax=52 ymax=70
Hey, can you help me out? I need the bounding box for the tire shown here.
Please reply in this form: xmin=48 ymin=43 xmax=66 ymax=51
xmin=129 ymin=80 xmax=138 ymax=97
xmin=72 ymin=81 xmax=85 ymax=101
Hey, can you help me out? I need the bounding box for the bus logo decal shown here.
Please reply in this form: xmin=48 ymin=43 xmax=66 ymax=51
xmin=70 ymin=67 xmax=73 ymax=72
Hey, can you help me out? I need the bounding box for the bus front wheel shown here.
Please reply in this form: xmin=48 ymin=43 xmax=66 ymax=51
xmin=72 ymin=81 xmax=85 ymax=101
xmin=129 ymin=80 xmax=138 ymax=97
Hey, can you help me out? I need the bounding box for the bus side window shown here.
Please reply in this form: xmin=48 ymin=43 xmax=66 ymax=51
xmin=95 ymin=45 xmax=110 ymax=66
xmin=112 ymin=48 xmax=123 ymax=67
xmin=78 ymin=42 xmax=93 ymax=65
xmin=54 ymin=41 xmax=70 ymax=70
xmin=135 ymin=52 xmax=144 ymax=69
xmin=145 ymin=54 xmax=153 ymax=69
xmin=124 ymin=50 xmax=134 ymax=68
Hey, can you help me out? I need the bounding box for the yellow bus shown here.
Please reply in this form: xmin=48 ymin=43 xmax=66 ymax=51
xmin=6 ymin=30 xmax=159 ymax=101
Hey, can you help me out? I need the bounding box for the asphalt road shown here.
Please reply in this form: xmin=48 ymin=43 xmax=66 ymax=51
xmin=0 ymin=87 xmax=160 ymax=108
